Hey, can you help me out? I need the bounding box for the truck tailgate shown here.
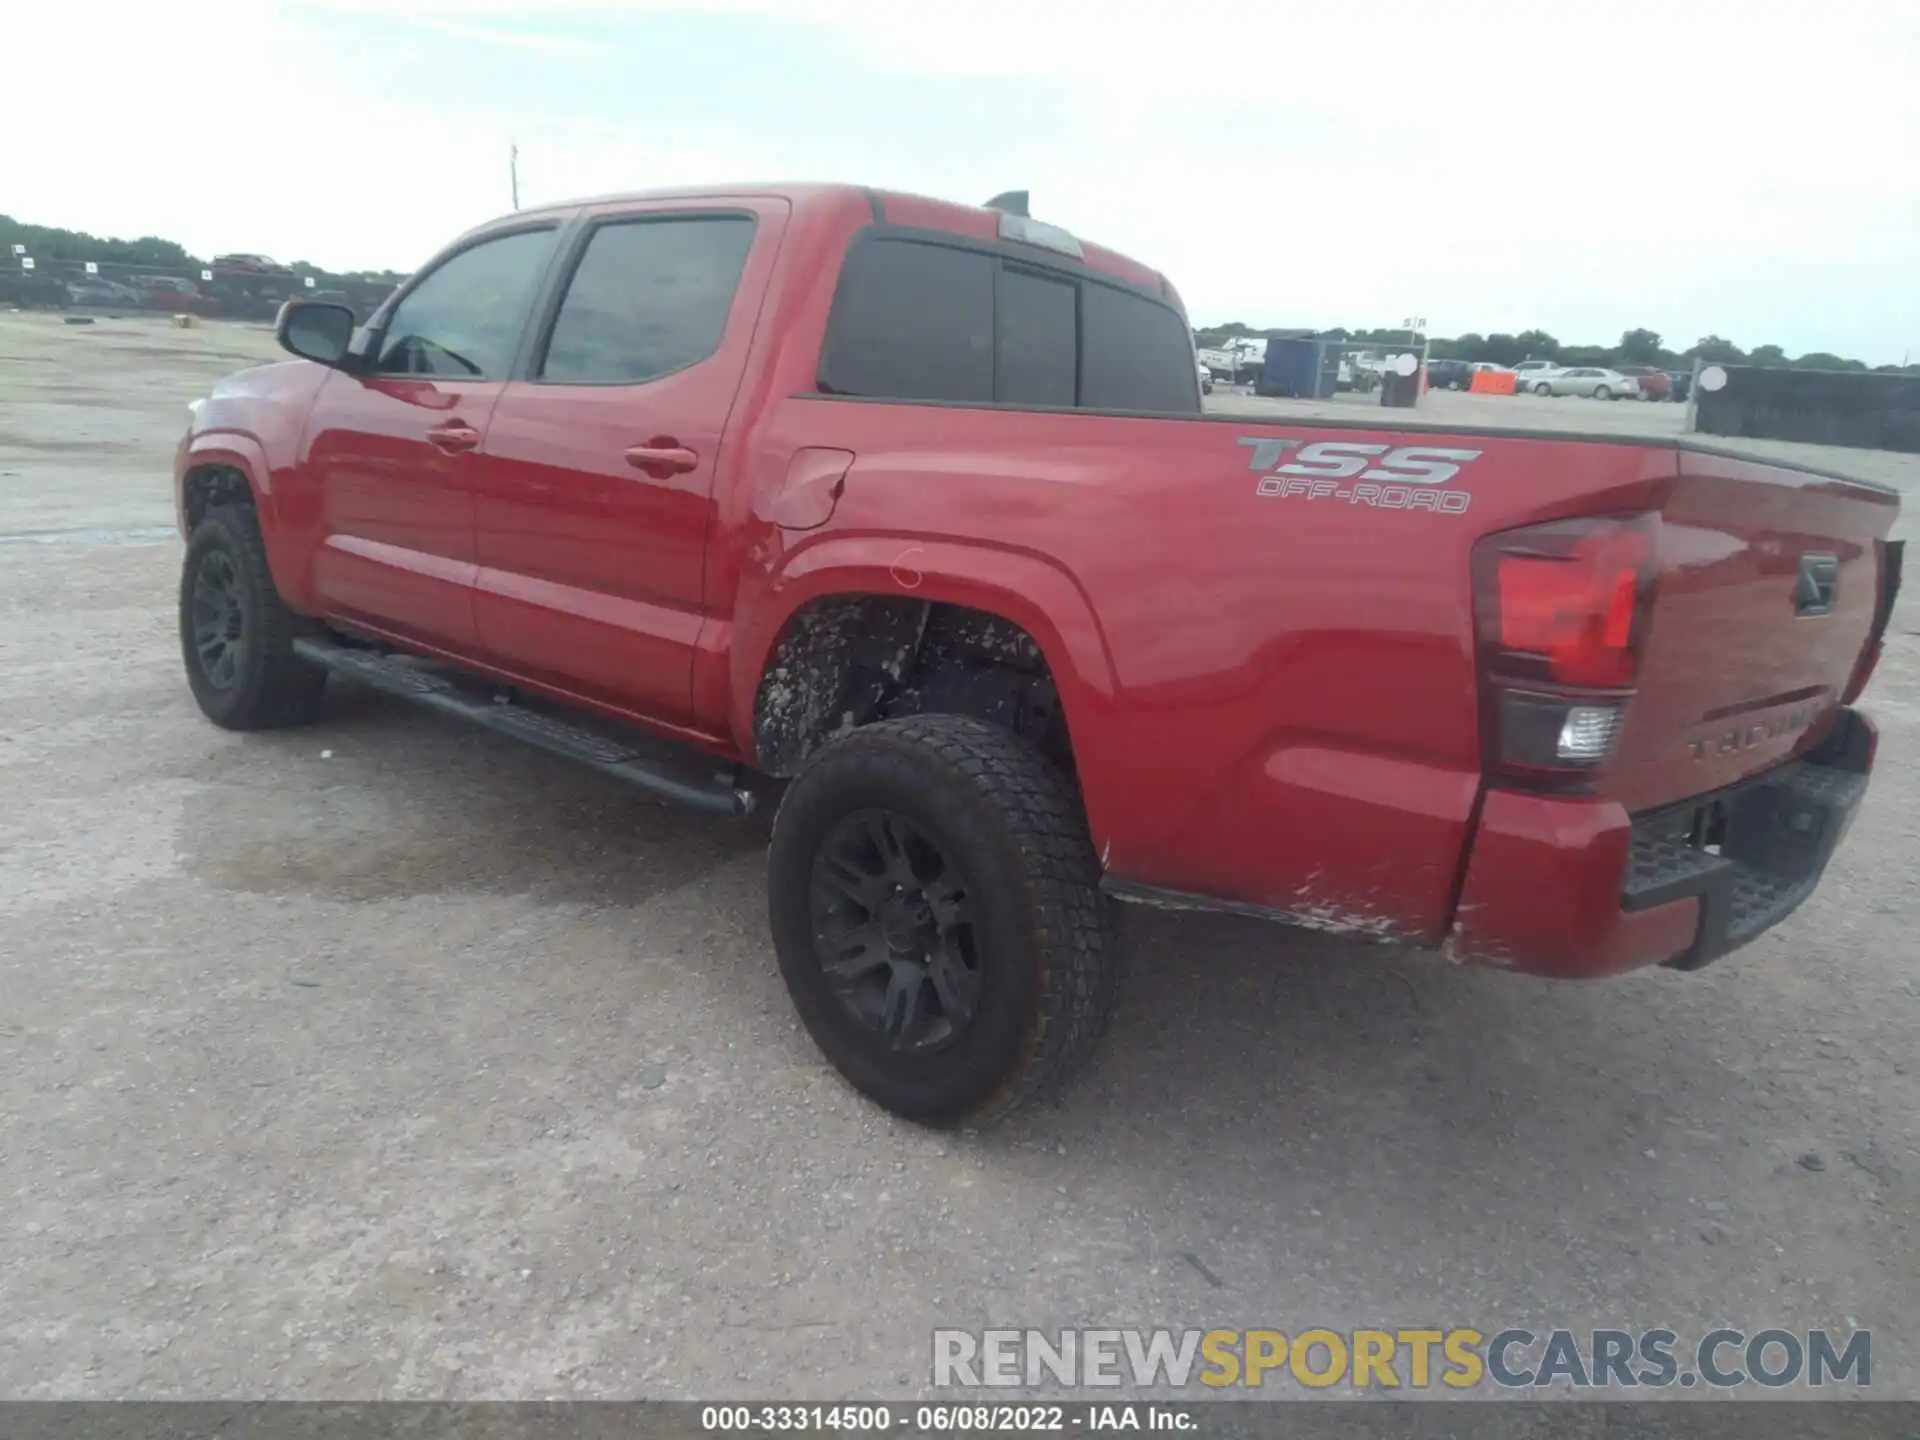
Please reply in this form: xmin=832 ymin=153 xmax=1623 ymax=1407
xmin=1606 ymin=448 xmax=1900 ymax=814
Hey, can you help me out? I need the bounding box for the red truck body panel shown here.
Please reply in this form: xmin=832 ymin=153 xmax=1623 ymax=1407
xmin=1606 ymin=449 xmax=1893 ymax=811
xmin=177 ymin=182 xmax=1898 ymax=978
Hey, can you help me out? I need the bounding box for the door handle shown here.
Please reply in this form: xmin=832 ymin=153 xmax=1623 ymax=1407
xmin=624 ymin=441 xmax=699 ymax=477
xmin=426 ymin=421 xmax=480 ymax=454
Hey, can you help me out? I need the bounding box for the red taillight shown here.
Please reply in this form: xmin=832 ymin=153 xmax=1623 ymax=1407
xmin=1472 ymin=514 xmax=1661 ymax=787
xmin=1481 ymin=516 xmax=1658 ymax=688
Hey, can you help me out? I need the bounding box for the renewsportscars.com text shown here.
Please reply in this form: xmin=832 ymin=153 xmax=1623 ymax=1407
xmin=932 ymin=1327 xmax=1872 ymax=1391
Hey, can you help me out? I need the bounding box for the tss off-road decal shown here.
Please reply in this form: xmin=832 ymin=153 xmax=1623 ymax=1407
xmin=1239 ymin=436 xmax=1482 ymax=513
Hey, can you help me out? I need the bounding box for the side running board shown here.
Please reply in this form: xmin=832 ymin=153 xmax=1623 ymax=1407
xmin=292 ymin=638 xmax=755 ymax=816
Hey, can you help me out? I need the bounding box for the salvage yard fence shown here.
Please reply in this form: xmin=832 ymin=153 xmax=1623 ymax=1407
xmin=2 ymin=249 xmax=396 ymax=325
xmin=1690 ymin=364 xmax=1920 ymax=455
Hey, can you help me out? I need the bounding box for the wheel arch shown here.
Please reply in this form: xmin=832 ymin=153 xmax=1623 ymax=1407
xmin=733 ymin=537 xmax=1121 ymax=799
xmin=178 ymin=433 xmax=275 ymax=536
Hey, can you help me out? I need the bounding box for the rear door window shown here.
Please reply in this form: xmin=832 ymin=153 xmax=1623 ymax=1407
xmin=540 ymin=215 xmax=756 ymax=384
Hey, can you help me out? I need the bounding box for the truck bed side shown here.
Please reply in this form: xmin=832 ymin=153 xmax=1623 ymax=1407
xmin=734 ymin=402 xmax=1693 ymax=943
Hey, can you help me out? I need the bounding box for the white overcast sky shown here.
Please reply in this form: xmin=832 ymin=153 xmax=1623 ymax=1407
xmin=5 ymin=0 xmax=1916 ymax=361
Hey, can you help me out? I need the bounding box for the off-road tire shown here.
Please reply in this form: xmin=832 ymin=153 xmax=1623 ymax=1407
xmin=180 ymin=503 xmax=327 ymax=729
xmin=768 ymin=714 xmax=1118 ymax=1126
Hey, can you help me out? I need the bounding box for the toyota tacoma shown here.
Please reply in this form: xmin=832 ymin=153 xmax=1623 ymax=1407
xmin=175 ymin=184 xmax=1902 ymax=1124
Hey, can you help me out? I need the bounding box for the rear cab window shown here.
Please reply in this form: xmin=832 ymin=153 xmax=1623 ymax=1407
xmin=819 ymin=232 xmax=1200 ymax=414
xmin=821 ymin=240 xmax=994 ymax=403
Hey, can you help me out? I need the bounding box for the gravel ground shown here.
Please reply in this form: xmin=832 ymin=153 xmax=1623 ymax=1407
xmin=2 ymin=312 xmax=1916 ymax=1401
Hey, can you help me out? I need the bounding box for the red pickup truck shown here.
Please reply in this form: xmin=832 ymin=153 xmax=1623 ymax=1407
xmin=175 ymin=184 xmax=1902 ymax=1125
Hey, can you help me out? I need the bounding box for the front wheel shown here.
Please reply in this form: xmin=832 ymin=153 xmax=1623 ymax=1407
xmin=768 ymin=715 xmax=1118 ymax=1126
xmin=180 ymin=503 xmax=328 ymax=729
xmin=1533 ymin=382 xmax=1552 ymax=395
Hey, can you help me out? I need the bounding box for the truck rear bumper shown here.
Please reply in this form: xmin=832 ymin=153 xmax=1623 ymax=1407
xmin=1448 ymin=709 xmax=1876 ymax=978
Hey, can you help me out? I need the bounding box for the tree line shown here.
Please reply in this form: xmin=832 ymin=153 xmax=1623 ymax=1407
xmin=1194 ymin=322 xmax=1919 ymax=376
xmin=0 ymin=214 xmax=406 ymax=288
xmin=8 ymin=212 xmax=1910 ymax=374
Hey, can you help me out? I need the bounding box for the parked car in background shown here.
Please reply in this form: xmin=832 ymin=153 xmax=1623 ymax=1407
xmin=1668 ymin=369 xmax=1694 ymax=402
xmin=212 ymin=253 xmax=287 ymax=274
xmin=133 ymin=275 xmax=200 ymax=311
xmin=1346 ymin=352 xmax=1392 ymax=392
xmin=11 ymin=273 xmax=69 ymax=308
xmin=1538 ymin=366 xmax=1641 ymax=400
xmin=1196 ymin=357 xmax=1213 ymax=395
xmin=1337 ymin=354 xmax=1380 ymax=392
xmin=63 ymin=276 xmax=143 ymax=307
xmin=1511 ymin=360 xmax=1562 ymax=389
xmin=1616 ymin=365 xmax=1674 ymax=401
xmin=308 ymin=288 xmax=365 ymax=317
xmin=1425 ymin=358 xmax=1474 ymax=390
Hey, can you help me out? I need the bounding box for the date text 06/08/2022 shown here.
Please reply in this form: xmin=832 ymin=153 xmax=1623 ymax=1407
xmin=698 ymin=1404 xmax=1193 ymax=1432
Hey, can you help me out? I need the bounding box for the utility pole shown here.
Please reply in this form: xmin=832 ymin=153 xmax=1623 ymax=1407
xmin=510 ymin=143 xmax=521 ymax=212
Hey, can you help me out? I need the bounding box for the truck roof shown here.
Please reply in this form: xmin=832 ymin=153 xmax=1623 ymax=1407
xmin=506 ymin=182 xmax=1173 ymax=297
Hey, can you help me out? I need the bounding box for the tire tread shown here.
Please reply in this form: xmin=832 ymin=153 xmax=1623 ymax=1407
xmin=772 ymin=714 xmax=1117 ymax=1126
xmin=182 ymin=503 xmax=326 ymax=729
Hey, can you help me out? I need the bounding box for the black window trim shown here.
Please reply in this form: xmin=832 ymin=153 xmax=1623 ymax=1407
xmin=360 ymin=219 xmax=569 ymax=381
xmin=521 ymin=207 xmax=762 ymax=389
xmin=815 ymin=223 xmax=1196 ymax=412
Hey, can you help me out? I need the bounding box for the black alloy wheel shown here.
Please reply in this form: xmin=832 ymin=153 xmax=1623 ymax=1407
xmin=189 ymin=548 xmax=247 ymax=691
xmin=767 ymin=714 xmax=1119 ymax=1125
xmin=810 ymin=807 xmax=981 ymax=1053
xmin=178 ymin=502 xmax=327 ymax=729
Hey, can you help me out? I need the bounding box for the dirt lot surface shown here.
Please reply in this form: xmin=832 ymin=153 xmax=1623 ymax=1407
xmin=3 ymin=311 xmax=1917 ymax=1400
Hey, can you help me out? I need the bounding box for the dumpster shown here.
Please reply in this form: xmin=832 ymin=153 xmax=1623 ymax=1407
xmin=1257 ymin=338 xmax=1338 ymax=399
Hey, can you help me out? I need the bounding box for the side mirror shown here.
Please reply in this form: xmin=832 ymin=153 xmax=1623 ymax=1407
xmin=276 ymin=300 xmax=358 ymax=367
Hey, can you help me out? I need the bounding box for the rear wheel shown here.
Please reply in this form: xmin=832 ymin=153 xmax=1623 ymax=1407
xmin=1533 ymin=382 xmax=1552 ymax=395
xmin=180 ymin=503 xmax=327 ymax=729
xmin=768 ymin=715 xmax=1117 ymax=1126
xmin=1593 ymin=384 xmax=1613 ymax=400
